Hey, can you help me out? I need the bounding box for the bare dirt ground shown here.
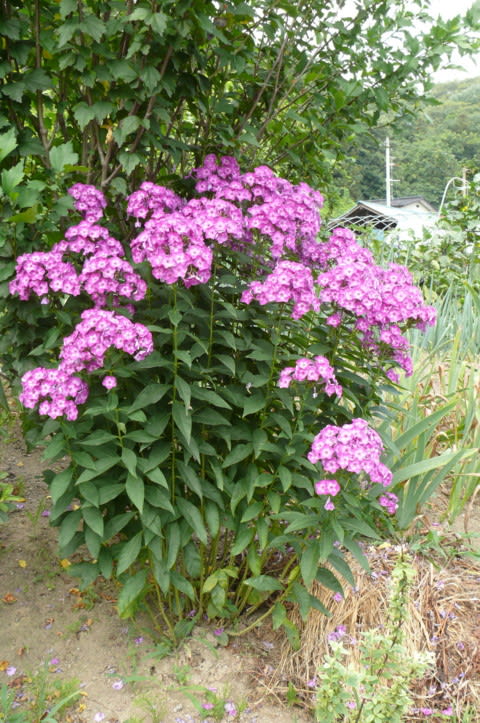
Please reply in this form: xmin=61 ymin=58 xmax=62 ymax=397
xmin=2 ymin=416 xmax=480 ymax=723
xmin=0 ymin=421 xmax=312 ymax=723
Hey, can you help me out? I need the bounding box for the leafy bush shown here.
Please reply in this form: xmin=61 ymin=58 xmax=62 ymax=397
xmin=8 ymin=157 xmax=435 ymax=638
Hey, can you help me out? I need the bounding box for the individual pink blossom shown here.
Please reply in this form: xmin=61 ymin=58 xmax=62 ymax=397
xmin=315 ymin=479 xmax=341 ymax=496
xmin=102 ymin=375 xmax=117 ymax=390
xmin=324 ymin=498 xmax=335 ymax=511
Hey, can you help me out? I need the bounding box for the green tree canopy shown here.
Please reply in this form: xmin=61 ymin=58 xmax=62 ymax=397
xmin=1 ymin=0 xmax=479 ymax=199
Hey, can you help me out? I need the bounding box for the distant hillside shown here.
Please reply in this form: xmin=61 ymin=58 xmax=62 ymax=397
xmin=338 ymin=76 xmax=480 ymax=207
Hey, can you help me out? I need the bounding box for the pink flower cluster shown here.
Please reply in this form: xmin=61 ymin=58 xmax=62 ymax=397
xmin=9 ymin=252 xmax=81 ymax=302
xmin=131 ymin=213 xmax=213 ymax=287
xmin=378 ymin=492 xmax=399 ymax=514
xmin=193 ymin=154 xmax=242 ymax=194
xmin=79 ymin=254 xmax=146 ymax=307
xmin=68 ymin=183 xmax=107 ymax=222
xmin=13 ymin=184 xmax=155 ymax=420
xmin=56 ymin=221 xmax=124 ymax=257
xmin=19 ymin=367 xmax=89 ymax=421
xmin=60 ymin=309 xmax=153 ymax=373
xmin=307 ymin=418 xmax=393 ymax=488
xmin=127 ymin=181 xmax=184 ymax=219
xmin=278 ymin=355 xmax=342 ymax=397
xmin=315 ymin=229 xmax=436 ymax=376
xmin=241 ymin=261 xmax=319 ymax=320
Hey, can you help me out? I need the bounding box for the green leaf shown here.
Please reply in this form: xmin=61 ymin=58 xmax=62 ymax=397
xmin=177 ymin=461 xmax=202 ymax=499
xmin=98 ymin=483 xmax=124 ymax=504
xmin=222 ymin=443 xmax=253 ymax=468
xmin=117 ymin=531 xmax=143 ymax=575
xmin=148 ymin=11 xmax=168 ymax=35
xmin=7 ymin=206 xmax=38 ymax=224
xmin=117 ymin=569 xmax=148 ymax=618
xmin=80 ymin=431 xmax=117 ymax=446
xmin=126 ymin=383 xmax=169 ymax=413
xmin=175 ymin=377 xmax=191 ymax=409
xmin=58 ymin=510 xmax=82 ymax=550
xmin=245 ymin=575 xmax=283 ymax=592
xmin=241 ymin=500 xmax=263 ymax=522
xmin=300 ymin=540 xmax=320 ymax=589
xmin=122 ymin=448 xmax=137 ymax=476
xmin=242 ymin=393 xmax=265 ymax=417
xmin=1 ymin=161 xmax=24 ymax=194
xmin=72 ymin=102 xmax=96 ymax=129
xmin=49 ymin=469 xmax=73 ymax=503
xmin=176 ymin=498 xmax=208 ymax=544
xmin=170 ymin=570 xmax=196 ymax=601
xmin=172 ymin=401 xmax=192 ymax=444
xmin=230 ymin=525 xmax=254 ymax=556
xmin=104 ymin=511 xmax=135 ymax=540
xmin=271 ymin=602 xmax=287 ymax=630
xmin=166 ymin=522 xmax=181 ymax=569
xmin=113 ymin=115 xmax=142 ymax=146
xmin=126 ymin=474 xmax=144 ymax=513
xmin=49 ymin=142 xmax=79 ymax=173
xmin=191 ymin=386 xmax=232 ymax=409
xmin=316 ymin=567 xmax=343 ymax=595
xmin=0 ymin=128 xmax=17 ymax=162
xmin=204 ymin=501 xmax=220 ymax=536
xmin=82 ymin=507 xmax=104 ymax=538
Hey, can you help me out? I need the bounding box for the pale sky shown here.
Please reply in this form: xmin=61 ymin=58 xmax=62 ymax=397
xmin=428 ymin=0 xmax=480 ymax=82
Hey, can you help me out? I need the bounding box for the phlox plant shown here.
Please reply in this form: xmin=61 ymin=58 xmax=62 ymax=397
xmin=8 ymin=156 xmax=435 ymax=639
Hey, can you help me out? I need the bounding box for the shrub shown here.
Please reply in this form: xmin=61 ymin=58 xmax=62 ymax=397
xmin=8 ymin=156 xmax=435 ymax=638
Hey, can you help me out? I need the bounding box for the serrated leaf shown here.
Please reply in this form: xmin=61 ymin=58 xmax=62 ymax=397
xmin=49 ymin=142 xmax=79 ymax=173
xmin=0 ymin=128 xmax=17 ymax=162
xmin=72 ymin=102 xmax=96 ymax=129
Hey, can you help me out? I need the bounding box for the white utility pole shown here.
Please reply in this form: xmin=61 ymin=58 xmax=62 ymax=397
xmin=385 ymin=137 xmax=392 ymax=207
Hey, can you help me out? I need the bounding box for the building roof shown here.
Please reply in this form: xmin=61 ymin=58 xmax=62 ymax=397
xmin=328 ymin=199 xmax=438 ymax=234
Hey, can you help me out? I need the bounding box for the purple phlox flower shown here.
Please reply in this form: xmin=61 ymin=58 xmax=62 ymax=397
xmin=224 ymin=700 xmax=237 ymax=716
xmin=308 ymin=418 xmax=392 ymax=488
xmin=79 ymin=252 xmax=147 ymax=306
xmin=241 ymin=260 xmax=319 ymax=320
xmin=327 ymin=625 xmax=347 ymax=642
xmin=130 ymin=211 xmax=212 ymax=287
xmin=68 ymin=183 xmax=107 ymax=222
xmin=9 ymin=251 xmax=81 ymax=302
xmin=56 ymin=221 xmax=124 ymax=258
xmin=127 ymin=181 xmax=184 ymax=219
xmin=102 ymin=375 xmax=117 ymax=390
xmin=378 ymin=491 xmax=399 ymax=514
xmin=112 ymin=679 xmax=124 ymax=690
xmin=192 ymin=154 xmax=242 ymax=195
xmin=278 ymin=355 xmax=342 ymax=396
xmin=19 ymin=367 xmax=89 ymax=421
xmin=315 ymin=479 xmax=341 ymax=497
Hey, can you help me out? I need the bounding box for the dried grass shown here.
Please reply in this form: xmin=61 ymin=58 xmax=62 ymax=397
xmin=261 ymin=544 xmax=480 ymax=721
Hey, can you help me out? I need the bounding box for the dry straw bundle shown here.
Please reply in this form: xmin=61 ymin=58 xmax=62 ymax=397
xmin=262 ymin=544 xmax=480 ymax=720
